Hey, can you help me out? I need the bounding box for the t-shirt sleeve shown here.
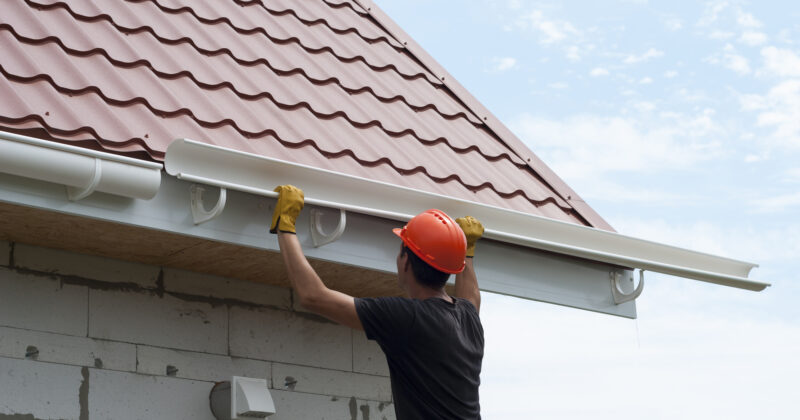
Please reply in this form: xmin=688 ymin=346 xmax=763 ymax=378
xmin=354 ymin=297 xmax=416 ymax=350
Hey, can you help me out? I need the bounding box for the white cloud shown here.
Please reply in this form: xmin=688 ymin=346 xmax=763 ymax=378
xmin=623 ymin=48 xmax=664 ymax=64
xmin=709 ymin=30 xmax=736 ymax=40
xmin=707 ymin=44 xmax=752 ymax=74
xmin=744 ymin=153 xmax=762 ymax=162
xmin=639 ymin=77 xmax=653 ymax=84
xmin=697 ymin=1 xmax=730 ymax=27
xmin=760 ymin=46 xmax=800 ymax=78
xmin=506 ymin=0 xmax=523 ymax=10
xmin=736 ymin=11 xmax=763 ymax=28
xmin=751 ymin=192 xmax=800 ymax=213
xmin=482 ymin=290 xmax=800 ymax=419
xmin=590 ymin=67 xmax=609 ymax=77
xmin=488 ymin=56 xmax=518 ymax=72
xmin=724 ymin=52 xmax=751 ymax=74
xmin=548 ymin=81 xmax=569 ymax=89
xmin=510 ymin=113 xmax=723 ymax=183
xmin=634 ymin=101 xmax=656 ymax=112
xmin=664 ymin=70 xmax=678 ymax=78
xmin=739 ymin=31 xmax=768 ymax=46
xmin=738 ymin=92 xmax=766 ymax=111
xmin=565 ymin=45 xmax=581 ymax=61
xmin=516 ymin=9 xmax=579 ymax=44
xmin=740 ymin=80 xmax=800 ymax=149
xmin=785 ymin=168 xmax=800 ymax=183
xmin=664 ymin=17 xmax=683 ymax=31
xmin=673 ymin=88 xmax=709 ymax=103
xmin=612 ymin=218 xmax=800 ymax=263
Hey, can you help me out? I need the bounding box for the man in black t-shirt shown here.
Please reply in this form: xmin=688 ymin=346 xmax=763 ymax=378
xmin=271 ymin=185 xmax=484 ymax=419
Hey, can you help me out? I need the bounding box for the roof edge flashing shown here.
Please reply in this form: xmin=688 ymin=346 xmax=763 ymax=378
xmin=0 ymin=131 xmax=162 ymax=200
xmin=164 ymin=138 xmax=768 ymax=291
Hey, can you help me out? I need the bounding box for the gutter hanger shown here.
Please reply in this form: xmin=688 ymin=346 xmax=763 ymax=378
xmin=0 ymin=131 xmax=162 ymax=200
xmin=165 ymin=138 xmax=769 ymax=292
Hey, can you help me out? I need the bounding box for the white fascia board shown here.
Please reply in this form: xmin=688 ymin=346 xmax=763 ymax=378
xmin=0 ymin=131 xmax=162 ymax=200
xmin=165 ymin=138 xmax=769 ymax=292
xmin=0 ymin=169 xmax=638 ymax=318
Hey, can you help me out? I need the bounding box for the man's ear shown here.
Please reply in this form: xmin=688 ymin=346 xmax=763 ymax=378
xmin=398 ymin=252 xmax=411 ymax=274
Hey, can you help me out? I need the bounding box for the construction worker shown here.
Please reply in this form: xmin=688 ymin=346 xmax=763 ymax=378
xmin=271 ymin=185 xmax=484 ymax=419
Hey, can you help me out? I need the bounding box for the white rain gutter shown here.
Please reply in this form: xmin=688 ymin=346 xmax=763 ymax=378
xmin=165 ymin=138 xmax=768 ymax=292
xmin=0 ymin=131 xmax=162 ymax=200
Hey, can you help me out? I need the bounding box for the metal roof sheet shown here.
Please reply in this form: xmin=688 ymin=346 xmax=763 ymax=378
xmin=0 ymin=0 xmax=611 ymax=229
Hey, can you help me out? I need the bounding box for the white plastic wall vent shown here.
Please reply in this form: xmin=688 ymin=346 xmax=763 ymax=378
xmin=0 ymin=131 xmax=162 ymax=200
xmin=165 ymin=138 xmax=768 ymax=292
xmin=210 ymin=377 xmax=275 ymax=420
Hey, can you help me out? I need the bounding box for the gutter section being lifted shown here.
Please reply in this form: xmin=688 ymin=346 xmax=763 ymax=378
xmin=165 ymin=138 xmax=769 ymax=292
xmin=0 ymin=131 xmax=162 ymax=200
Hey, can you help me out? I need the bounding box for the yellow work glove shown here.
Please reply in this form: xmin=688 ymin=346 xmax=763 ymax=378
xmin=456 ymin=216 xmax=484 ymax=258
xmin=270 ymin=185 xmax=304 ymax=234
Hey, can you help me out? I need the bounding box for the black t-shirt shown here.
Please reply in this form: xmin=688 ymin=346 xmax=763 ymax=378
xmin=355 ymin=296 xmax=484 ymax=420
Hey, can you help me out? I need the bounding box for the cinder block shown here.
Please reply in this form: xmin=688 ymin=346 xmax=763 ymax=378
xmin=353 ymin=330 xmax=390 ymax=376
xmin=89 ymin=368 xmax=216 ymax=420
xmin=0 ymin=240 xmax=9 ymax=266
xmin=273 ymin=362 xmax=391 ymax=402
xmin=0 ymin=267 xmax=88 ymax=336
xmin=14 ymin=243 xmax=160 ymax=288
xmin=270 ymin=390 xmax=395 ymax=420
xmin=137 ymin=345 xmax=271 ymax=384
xmin=0 ymin=326 xmax=136 ymax=372
xmin=229 ymin=306 xmax=352 ymax=371
xmin=89 ymin=289 xmax=227 ymax=354
xmin=0 ymin=356 xmax=83 ymax=419
xmin=164 ymin=267 xmax=291 ymax=309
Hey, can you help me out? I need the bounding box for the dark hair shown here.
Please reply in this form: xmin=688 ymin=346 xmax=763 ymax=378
xmin=401 ymin=245 xmax=451 ymax=289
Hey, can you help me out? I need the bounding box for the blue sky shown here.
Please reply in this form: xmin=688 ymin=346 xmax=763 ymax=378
xmin=376 ymin=0 xmax=800 ymax=418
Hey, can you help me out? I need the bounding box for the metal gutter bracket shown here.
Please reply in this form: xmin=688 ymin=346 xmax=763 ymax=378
xmin=611 ymin=269 xmax=644 ymax=304
xmin=67 ymin=158 xmax=102 ymax=201
xmin=310 ymin=208 xmax=346 ymax=247
xmin=190 ymin=184 xmax=227 ymax=225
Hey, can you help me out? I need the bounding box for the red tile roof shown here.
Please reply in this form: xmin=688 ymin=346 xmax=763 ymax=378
xmin=0 ymin=0 xmax=612 ymax=230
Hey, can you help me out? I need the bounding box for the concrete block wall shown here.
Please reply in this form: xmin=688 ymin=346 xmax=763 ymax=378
xmin=0 ymin=240 xmax=394 ymax=420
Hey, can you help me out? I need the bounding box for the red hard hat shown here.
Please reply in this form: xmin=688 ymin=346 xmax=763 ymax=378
xmin=392 ymin=209 xmax=467 ymax=274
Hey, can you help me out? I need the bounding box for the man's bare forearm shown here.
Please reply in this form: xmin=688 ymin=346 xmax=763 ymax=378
xmin=276 ymin=232 xmax=362 ymax=329
xmin=277 ymin=232 xmax=327 ymax=303
xmin=454 ymin=258 xmax=480 ymax=312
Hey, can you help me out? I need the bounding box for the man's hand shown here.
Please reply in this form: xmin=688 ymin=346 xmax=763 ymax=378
xmin=454 ymin=216 xmax=483 ymax=313
xmin=456 ymin=216 xmax=484 ymax=257
xmin=270 ymin=185 xmax=304 ymax=234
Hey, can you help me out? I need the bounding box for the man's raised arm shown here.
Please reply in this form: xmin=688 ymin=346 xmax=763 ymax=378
xmin=272 ymin=185 xmax=362 ymax=330
xmin=454 ymin=217 xmax=483 ymax=313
